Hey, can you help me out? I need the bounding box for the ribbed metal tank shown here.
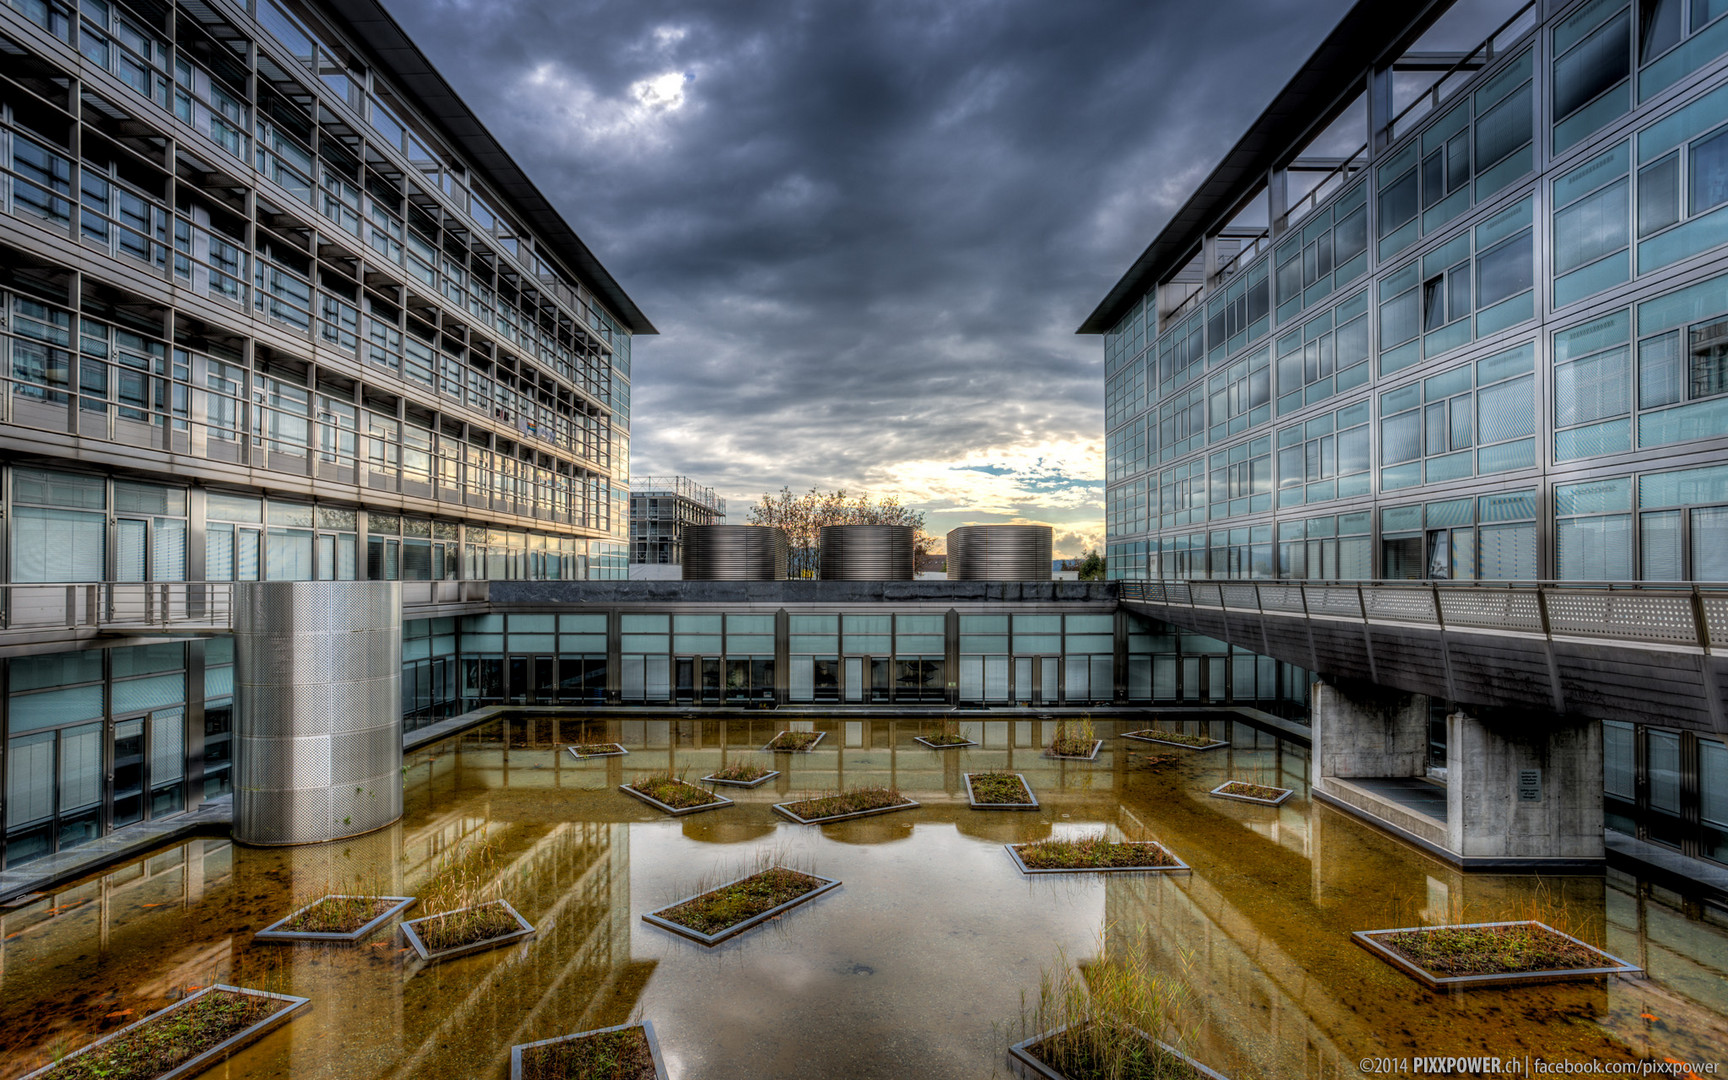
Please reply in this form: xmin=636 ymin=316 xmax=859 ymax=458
xmin=945 ymin=525 xmax=1053 ymax=580
xmin=819 ymin=524 xmax=915 ymax=580
xmin=232 ymin=581 xmax=403 ymax=845
xmin=684 ymin=525 xmax=789 ymax=580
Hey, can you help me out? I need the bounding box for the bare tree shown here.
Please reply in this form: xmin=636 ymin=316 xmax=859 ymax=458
xmin=747 ymin=487 xmax=935 ymax=578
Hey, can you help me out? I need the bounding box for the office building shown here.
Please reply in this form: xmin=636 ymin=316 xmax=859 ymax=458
xmin=0 ymin=0 xmax=650 ymax=866
xmin=1088 ymin=0 xmax=1728 ymax=867
xmin=628 ymin=475 xmax=724 ymax=578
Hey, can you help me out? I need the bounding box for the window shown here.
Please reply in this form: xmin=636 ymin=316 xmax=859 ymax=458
xmin=1554 ymin=3 xmax=1631 ymax=130
xmin=1556 ymin=476 xmax=1634 ymax=579
xmin=1640 ymin=0 xmax=1728 ymax=100
xmin=1206 ymin=346 xmax=1270 ymax=440
xmin=1380 ymin=344 xmax=1535 ymax=491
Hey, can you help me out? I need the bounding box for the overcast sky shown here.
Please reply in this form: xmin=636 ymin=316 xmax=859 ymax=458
xmin=389 ymin=0 xmax=1364 ymax=558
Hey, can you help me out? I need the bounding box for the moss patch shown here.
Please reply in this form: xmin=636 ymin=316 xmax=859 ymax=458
xmin=781 ymin=787 xmax=909 ymax=820
xmin=1379 ymin=923 xmax=1602 ymax=977
xmin=628 ymin=774 xmax=723 ymax=809
xmin=968 ymin=773 xmax=1033 ymax=805
xmin=51 ymin=990 xmax=288 ymax=1080
xmin=657 ymin=868 xmax=824 ymax=935
xmin=518 ymin=1026 xmax=657 ymax=1080
xmin=1017 ymin=837 xmax=1178 ymax=870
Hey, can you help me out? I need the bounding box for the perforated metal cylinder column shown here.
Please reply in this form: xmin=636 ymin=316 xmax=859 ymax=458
xmin=819 ymin=525 xmax=915 ymax=580
xmin=945 ymin=525 xmax=1053 ymax=580
xmin=233 ymin=581 xmax=403 ymax=845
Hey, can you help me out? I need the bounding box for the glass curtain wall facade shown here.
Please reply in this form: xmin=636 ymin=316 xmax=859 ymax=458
xmin=1092 ymin=0 xmax=1728 ymax=867
xmin=0 ymin=0 xmax=649 ymax=867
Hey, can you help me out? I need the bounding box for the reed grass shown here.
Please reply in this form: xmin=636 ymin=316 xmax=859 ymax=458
xmin=1017 ymin=937 xmax=1197 ymax=1080
xmin=766 ymin=730 xmax=820 ymax=751
xmin=1048 ymin=717 xmax=1098 ymax=756
xmin=708 ymin=759 xmax=772 ymax=783
xmin=280 ymin=895 xmax=399 ymax=934
xmin=414 ymin=839 xmax=522 ymax=951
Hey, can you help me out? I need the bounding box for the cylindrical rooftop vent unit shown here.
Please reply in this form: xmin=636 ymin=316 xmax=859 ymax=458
xmin=946 ymin=525 xmax=1053 ymax=580
xmin=684 ymin=524 xmax=789 ymax=580
xmin=820 ymin=524 xmax=915 ymax=580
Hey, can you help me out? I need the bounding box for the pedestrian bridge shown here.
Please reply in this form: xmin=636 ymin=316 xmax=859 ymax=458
xmin=1120 ymin=579 xmax=1728 ymax=736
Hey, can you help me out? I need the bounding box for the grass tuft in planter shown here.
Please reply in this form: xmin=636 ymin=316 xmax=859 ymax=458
xmin=773 ymin=786 xmax=917 ymax=824
xmin=1121 ymin=728 xmax=1226 ymax=750
xmin=1009 ymin=836 xmax=1189 ymax=875
xmin=1208 ymin=781 xmax=1292 ymax=807
xmin=22 ymin=985 xmax=309 ymax=1080
xmin=567 ymin=743 xmax=627 ymax=759
xmin=621 ymin=770 xmax=732 ymax=816
xmin=512 ymin=1020 xmax=667 ymax=1080
xmin=255 ymin=894 xmax=416 ymax=943
xmin=1353 ymin=920 xmax=1642 ymax=989
xmin=966 ymin=772 xmax=1038 ymax=810
xmin=701 ymin=759 xmax=779 ymax=787
xmin=643 ymin=864 xmax=841 ymax=945
xmin=1009 ymin=938 xmax=1219 ymax=1080
xmin=915 ymin=719 xmax=976 ymax=749
xmin=400 ymin=839 xmax=535 ymax=962
xmin=764 ymin=730 xmax=824 ymax=752
xmin=1046 ymin=718 xmax=1102 ymax=760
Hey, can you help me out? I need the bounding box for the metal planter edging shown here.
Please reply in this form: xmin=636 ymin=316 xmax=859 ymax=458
xmin=965 ymin=772 xmax=1040 ymax=811
xmin=619 ymin=782 xmax=734 ymax=817
xmin=1004 ymin=840 xmax=1190 ymax=876
xmin=764 ymin=730 xmax=826 ymax=753
xmin=1122 ymin=730 xmax=1229 ymax=751
xmin=511 ymin=1020 xmax=670 ymax=1080
xmin=1209 ymin=782 xmax=1294 ymax=807
xmin=914 ymin=735 xmax=979 ymax=750
xmin=772 ymin=797 xmax=920 ymax=824
xmin=700 ymin=769 xmax=780 ymax=788
xmin=19 ymin=984 xmax=310 ymax=1080
xmin=1007 ymin=1024 xmax=1229 ymax=1080
xmin=1043 ymin=739 xmax=1103 ymax=761
xmin=641 ymin=871 xmax=843 ymax=946
xmin=255 ymin=895 xmax=417 ymax=943
xmin=1352 ymin=921 xmax=1644 ymax=990
xmin=567 ymin=743 xmax=627 ymax=759
xmin=400 ymin=899 xmax=536 ymax=963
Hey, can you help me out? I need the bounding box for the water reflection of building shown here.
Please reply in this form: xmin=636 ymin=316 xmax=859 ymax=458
xmin=0 ymin=745 xmax=648 ymax=1079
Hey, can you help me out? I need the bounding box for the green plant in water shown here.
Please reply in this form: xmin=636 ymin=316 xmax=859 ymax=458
xmin=657 ymin=867 xmax=823 ymax=934
xmin=1048 ymin=717 xmax=1098 ymax=756
xmin=414 ymin=839 xmax=521 ymax=951
xmin=781 ymin=786 xmax=907 ymax=820
xmin=628 ymin=769 xmax=722 ymax=809
xmin=1130 ymin=728 xmax=1216 ymax=748
xmin=48 ymin=990 xmax=288 ymax=1080
xmin=518 ymin=1025 xmax=657 ymax=1080
xmin=1217 ymin=780 xmax=1285 ymax=801
xmin=572 ymin=743 xmax=623 ymax=756
xmin=766 ymin=730 xmax=820 ymax=751
xmin=708 ymin=758 xmax=772 ymax=782
xmin=922 ymin=718 xmax=969 ymax=746
xmin=969 ymin=772 xmax=1033 ymax=804
xmin=1016 ymin=836 xmax=1178 ymax=870
xmin=1017 ymin=934 xmax=1199 ymax=1080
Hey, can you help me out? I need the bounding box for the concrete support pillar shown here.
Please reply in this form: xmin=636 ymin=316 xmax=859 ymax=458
xmin=1311 ymin=678 xmax=1428 ymax=789
xmin=233 ymin=581 xmax=402 ymax=845
xmin=1446 ymin=710 xmax=1604 ymax=864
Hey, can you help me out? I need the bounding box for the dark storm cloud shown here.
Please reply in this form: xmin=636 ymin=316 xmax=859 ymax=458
xmin=390 ymin=0 xmax=1351 ymax=553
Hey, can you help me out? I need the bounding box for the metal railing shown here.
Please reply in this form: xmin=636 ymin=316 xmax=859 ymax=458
xmin=0 ymin=579 xmax=491 ymax=633
xmin=1119 ymin=579 xmax=1728 ymax=653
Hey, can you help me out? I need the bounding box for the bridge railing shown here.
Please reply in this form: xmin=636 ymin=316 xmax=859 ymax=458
xmin=1119 ymin=578 xmax=1728 ymax=651
xmin=0 ymin=579 xmax=491 ymax=633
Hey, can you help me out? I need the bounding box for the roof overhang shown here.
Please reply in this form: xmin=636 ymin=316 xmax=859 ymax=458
xmin=1077 ymin=0 xmax=1452 ymax=335
xmin=324 ymin=0 xmax=657 ymax=335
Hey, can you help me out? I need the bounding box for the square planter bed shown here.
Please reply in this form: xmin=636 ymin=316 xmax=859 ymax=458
xmin=764 ymin=730 xmax=825 ymax=753
xmin=700 ymin=766 xmax=780 ymax=788
xmin=1122 ymin=728 xmax=1227 ymax=750
xmin=641 ymin=867 xmax=842 ymax=946
xmin=772 ymin=790 xmax=919 ymax=824
xmin=1044 ymin=739 xmax=1102 ymax=761
xmin=1008 ymin=1023 xmax=1229 ymax=1080
xmin=567 ymin=743 xmax=627 ymax=759
xmin=1352 ymin=920 xmax=1643 ymax=990
xmin=914 ymin=734 xmax=978 ymax=750
xmin=255 ymin=894 xmax=417 ymax=943
xmin=965 ymin=772 xmax=1039 ymax=810
xmin=20 ymin=984 xmax=310 ymax=1080
xmin=620 ymin=779 xmax=734 ymax=817
xmin=1209 ymin=781 xmax=1293 ymax=807
xmin=1006 ymin=838 xmax=1190 ymax=876
xmin=400 ymin=898 xmax=536 ymax=963
xmin=511 ymin=1020 xmax=669 ymax=1080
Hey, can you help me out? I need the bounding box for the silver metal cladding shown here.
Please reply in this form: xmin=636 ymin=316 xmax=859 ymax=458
xmin=683 ymin=525 xmax=790 ymax=580
xmin=945 ymin=525 xmax=1054 ymax=580
xmin=233 ymin=581 xmax=404 ymax=845
xmin=819 ymin=525 xmax=916 ymax=580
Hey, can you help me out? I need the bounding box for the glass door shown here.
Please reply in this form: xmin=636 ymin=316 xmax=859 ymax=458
xmin=675 ymin=657 xmax=696 ymax=702
xmin=1013 ymin=657 xmax=1033 ymax=703
xmin=110 ymin=716 xmax=147 ymax=828
xmin=844 ymin=657 xmax=863 ymax=702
